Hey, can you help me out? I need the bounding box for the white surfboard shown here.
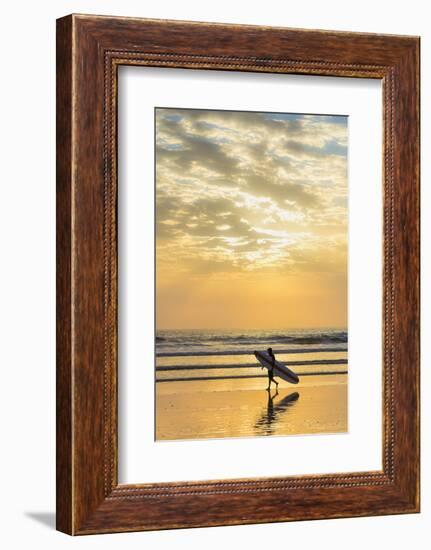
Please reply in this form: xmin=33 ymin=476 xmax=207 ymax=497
xmin=254 ymin=350 xmax=300 ymax=384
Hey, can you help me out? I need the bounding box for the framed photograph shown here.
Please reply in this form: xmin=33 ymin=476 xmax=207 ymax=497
xmin=56 ymin=14 xmax=420 ymax=535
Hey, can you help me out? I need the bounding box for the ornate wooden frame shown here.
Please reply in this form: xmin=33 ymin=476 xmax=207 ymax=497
xmin=56 ymin=14 xmax=420 ymax=535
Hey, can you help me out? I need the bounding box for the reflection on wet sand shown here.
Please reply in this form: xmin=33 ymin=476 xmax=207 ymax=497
xmin=156 ymin=375 xmax=347 ymax=441
xmin=254 ymin=391 xmax=300 ymax=436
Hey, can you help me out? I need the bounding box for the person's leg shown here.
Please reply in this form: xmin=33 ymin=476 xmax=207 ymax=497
xmin=267 ymin=371 xmax=272 ymax=390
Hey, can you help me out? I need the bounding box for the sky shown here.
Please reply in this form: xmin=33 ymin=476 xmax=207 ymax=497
xmin=155 ymin=108 xmax=348 ymax=330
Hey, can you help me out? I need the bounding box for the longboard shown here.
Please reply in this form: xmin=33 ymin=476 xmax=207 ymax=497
xmin=254 ymin=350 xmax=300 ymax=384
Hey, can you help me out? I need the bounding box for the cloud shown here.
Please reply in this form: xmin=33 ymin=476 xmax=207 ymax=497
xmin=155 ymin=108 xmax=348 ymax=277
xmin=243 ymin=174 xmax=320 ymax=208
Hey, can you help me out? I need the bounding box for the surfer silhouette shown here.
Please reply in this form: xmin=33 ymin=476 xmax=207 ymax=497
xmin=266 ymin=347 xmax=279 ymax=391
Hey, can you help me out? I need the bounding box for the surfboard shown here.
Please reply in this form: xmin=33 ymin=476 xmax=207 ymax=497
xmin=254 ymin=350 xmax=300 ymax=384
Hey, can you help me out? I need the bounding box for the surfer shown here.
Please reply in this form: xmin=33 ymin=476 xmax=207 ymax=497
xmin=266 ymin=347 xmax=279 ymax=391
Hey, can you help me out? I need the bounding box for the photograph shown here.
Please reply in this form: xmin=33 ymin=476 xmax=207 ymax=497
xmin=155 ymin=107 xmax=348 ymax=441
xmin=0 ymin=1 xmax=422 ymax=543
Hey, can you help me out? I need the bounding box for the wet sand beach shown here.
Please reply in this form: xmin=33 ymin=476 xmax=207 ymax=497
xmin=156 ymin=374 xmax=347 ymax=441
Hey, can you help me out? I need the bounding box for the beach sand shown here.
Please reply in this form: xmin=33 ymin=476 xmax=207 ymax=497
xmin=156 ymin=374 xmax=347 ymax=441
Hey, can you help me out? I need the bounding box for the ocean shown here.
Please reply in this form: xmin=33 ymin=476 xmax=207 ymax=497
xmin=155 ymin=328 xmax=348 ymax=383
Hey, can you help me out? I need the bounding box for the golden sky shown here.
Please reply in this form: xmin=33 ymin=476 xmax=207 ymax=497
xmin=155 ymin=108 xmax=348 ymax=330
